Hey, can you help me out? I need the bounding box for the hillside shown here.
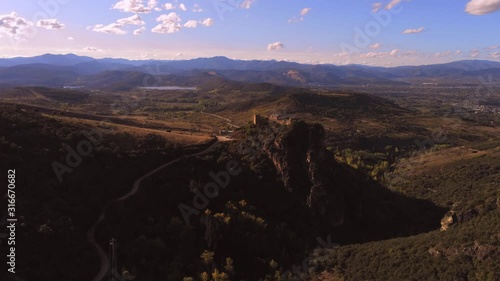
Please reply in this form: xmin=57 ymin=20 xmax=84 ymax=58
xmin=309 ymin=146 xmax=500 ymax=281
xmin=0 ymin=54 xmax=499 ymax=89
xmin=0 ymin=56 xmax=498 ymax=280
xmin=91 ymin=120 xmax=446 ymax=280
xmin=0 ymin=103 xmax=213 ymax=281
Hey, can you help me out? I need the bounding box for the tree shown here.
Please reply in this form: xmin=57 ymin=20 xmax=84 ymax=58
xmin=200 ymin=272 xmax=210 ymax=281
xmin=201 ymin=250 xmax=215 ymax=266
xmin=212 ymin=269 xmax=230 ymax=281
xmin=224 ymin=257 xmax=235 ymax=275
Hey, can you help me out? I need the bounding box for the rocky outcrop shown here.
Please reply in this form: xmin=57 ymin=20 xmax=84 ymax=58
xmin=429 ymin=242 xmax=499 ymax=261
xmin=440 ymin=211 xmax=458 ymax=231
xmin=441 ymin=200 xmax=498 ymax=231
xmin=260 ymin=121 xmax=350 ymax=227
xmin=233 ymin=120 xmax=446 ymax=240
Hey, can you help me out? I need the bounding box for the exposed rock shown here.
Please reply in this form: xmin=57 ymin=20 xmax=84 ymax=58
xmin=440 ymin=211 xmax=458 ymax=231
xmin=229 ymin=120 xmax=446 ymax=243
xmin=441 ymin=202 xmax=497 ymax=231
xmin=260 ymin=121 xmax=355 ymax=227
xmin=429 ymin=242 xmax=499 ymax=262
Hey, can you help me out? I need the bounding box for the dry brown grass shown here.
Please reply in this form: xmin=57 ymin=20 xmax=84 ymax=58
xmin=394 ymin=144 xmax=500 ymax=177
xmin=44 ymin=114 xmax=211 ymax=145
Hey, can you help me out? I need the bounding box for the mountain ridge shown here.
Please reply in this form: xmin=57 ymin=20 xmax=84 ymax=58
xmin=0 ymin=54 xmax=499 ymax=89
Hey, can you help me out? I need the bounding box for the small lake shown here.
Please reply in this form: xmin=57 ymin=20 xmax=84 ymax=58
xmin=138 ymin=86 xmax=198 ymax=90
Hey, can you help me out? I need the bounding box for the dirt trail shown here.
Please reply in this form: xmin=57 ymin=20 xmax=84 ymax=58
xmin=88 ymin=141 xmax=219 ymax=281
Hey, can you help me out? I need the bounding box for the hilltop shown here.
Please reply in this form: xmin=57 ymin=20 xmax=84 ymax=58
xmin=0 ymin=54 xmax=499 ymax=89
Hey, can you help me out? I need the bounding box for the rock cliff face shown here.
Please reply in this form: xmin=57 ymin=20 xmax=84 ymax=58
xmin=260 ymin=121 xmax=358 ymax=227
xmin=229 ymin=120 xmax=445 ymax=248
xmin=440 ymin=200 xmax=498 ymax=231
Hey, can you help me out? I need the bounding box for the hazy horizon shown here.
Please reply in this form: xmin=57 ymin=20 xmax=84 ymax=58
xmin=2 ymin=52 xmax=500 ymax=68
xmin=1 ymin=0 xmax=500 ymax=67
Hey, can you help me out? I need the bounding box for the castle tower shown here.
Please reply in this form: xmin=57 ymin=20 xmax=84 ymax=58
xmin=253 ymin=114 xmax=262 ymax=126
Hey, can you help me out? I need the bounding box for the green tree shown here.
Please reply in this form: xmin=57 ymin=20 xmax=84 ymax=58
xmin=224 ymin=257 xmax=235 ymax=275
xmin=201 ymin=250 xmax=215 ymax=266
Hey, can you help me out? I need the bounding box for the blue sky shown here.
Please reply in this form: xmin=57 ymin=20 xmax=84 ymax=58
xmin=0 ymin=0 xmax=499 ymax=66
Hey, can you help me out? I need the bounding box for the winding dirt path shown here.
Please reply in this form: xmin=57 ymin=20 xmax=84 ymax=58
xmin=200 ymin=112 xmax=241 ymax=129
xmin=88 ymin=141 xmax=219 ymax=281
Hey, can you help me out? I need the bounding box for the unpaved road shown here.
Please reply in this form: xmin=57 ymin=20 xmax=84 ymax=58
xmin=88 ymin=141 xmax=219 ymax=281
xmin=200 ymin=112 xmax=241 ymax=129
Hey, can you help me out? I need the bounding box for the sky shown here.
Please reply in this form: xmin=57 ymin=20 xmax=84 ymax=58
xmin=0 ymin=0 xmax=499 ymax=66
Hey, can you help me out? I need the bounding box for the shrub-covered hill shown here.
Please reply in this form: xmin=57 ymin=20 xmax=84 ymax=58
xmin=94 ymin=121 xmax=446 ymax=280
xmin=306 ymin=144 xmax=500 ymax=281
xmin=0 ymin=103 xmax=200 ymax=281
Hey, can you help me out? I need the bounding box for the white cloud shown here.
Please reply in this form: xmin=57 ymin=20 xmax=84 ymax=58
xmin=117 ymin=14 xmax=145 ymax=26
xmin=434 ymin=50 xmax=453 ymax=58
xmin=470 ymin=48 xmax=481 ymax=58
xmin=359 ymin=52 xmax=381 ymax=59
xmin=155 ymin=7 xmax=162 ymax=11
xmin=201 ymin=18 xmax=214 ymax=27
xmin=300 ymin=8 xmax=312 ymax=16
xmin=164 ymin=3 xmax=175 ymax=10
xmin=84 ymin=46 xmax=103 ymax=52
xmin=370 ymin=43 xmax=382 ymax=49
xmin=67 ymin=36 xmax=74 ymax=40
xmin=89 ymin=15 xmax=144 ymax=35
xmin=112 ymin=0 xmax=158 ymax=13
xmin=400 ymin=50 xmax=421 ymax=56
xmin=179 ymin=3 xmax=187 ymax=11
xmin=89 ymin=23 xmax=127 ymax=34
xmin=184 ymin=20 xmax=198 ymax=28
xmin=433 ymin=50 xmax=463 ymax=58
xmin=36 ymin=19 xmax=65 ymax=29
xmin=490 ymin=51 xmax=500 ymax=59
xmin=485 ymin=45 xmax=500 ymax=50
xmin=240 ymin=0 xmax=255 ymax=9
xmin=133 ymin=26 xmax=146 ymax=35
xmin=372 ymin=3 xmax=382 ymax=12
xmin=0 ymin=12 xmax=33 ymax=40
xmin=148 ymin=0 xmax=158 ymax=8
xmin=289 ymin=7 xmax=312 ymax=23
xmin=156 ymin=12 xmax=181 ymax=22
xmin=360 ymin=49 xmax=399 ymax=58
xmin=465 ymin=0 xmax=500 ymax=15
xmin=386 ymin=0 xmax=402 ymax=10
xmin=176 ymin=52 xmax=184 ymax=57
xmin=192 ymin=3 xmax=203 ymax=12
xmin=267 ymin=42 xmax=284 ymax=51
xmin=402 ymin=27 xmax=424 ymax=34
xmin=152 ymin=12 xmax=182 ymax=34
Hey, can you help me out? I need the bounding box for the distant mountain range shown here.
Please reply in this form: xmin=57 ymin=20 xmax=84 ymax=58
xmin=0 ymin=53 xmax=499 ymax=90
